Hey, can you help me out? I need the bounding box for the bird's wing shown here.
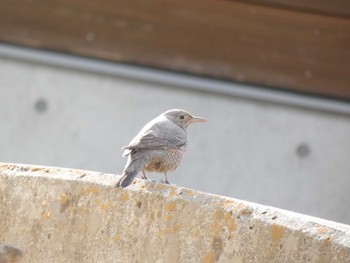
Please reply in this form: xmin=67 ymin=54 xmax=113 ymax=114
xmin=122 ymin=129 xmax=186 ymax=152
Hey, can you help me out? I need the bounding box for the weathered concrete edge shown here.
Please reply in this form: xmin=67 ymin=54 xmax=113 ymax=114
xmin=2 ymin=162 xmax=350 ymax=243
xmin=1 ymin=162 xmax=350 ymax=262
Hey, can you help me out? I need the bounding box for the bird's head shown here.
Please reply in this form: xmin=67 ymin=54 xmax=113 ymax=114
xmin=162 ymin=109 xmax=207 ymax=129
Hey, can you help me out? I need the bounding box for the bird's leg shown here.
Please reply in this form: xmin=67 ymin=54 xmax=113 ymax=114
xmin=163 ymin=172 xmax=170 ymax=184
xmin=141 ymin=170 xmax=148 ymax=180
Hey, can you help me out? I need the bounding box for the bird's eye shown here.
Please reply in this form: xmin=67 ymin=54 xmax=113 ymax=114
xmin=179 ymin=115 xmax=185 ymax=120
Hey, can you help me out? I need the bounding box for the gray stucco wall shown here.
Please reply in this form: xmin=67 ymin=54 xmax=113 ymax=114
xmin=1 ymin=47 xmax=350 ymax=224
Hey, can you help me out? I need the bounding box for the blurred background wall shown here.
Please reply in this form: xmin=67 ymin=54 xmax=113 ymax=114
xmin=0 ymin=0 xmax=350 ymax=224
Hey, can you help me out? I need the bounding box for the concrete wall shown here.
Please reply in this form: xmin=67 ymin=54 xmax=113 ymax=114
xmin=1 ymin=163 xmax=350 ymax=263
xmin=1 ymin=45 xmax=350 ymax=224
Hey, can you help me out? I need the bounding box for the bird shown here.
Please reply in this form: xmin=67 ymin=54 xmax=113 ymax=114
xmin=0 ymin=244 xmax=23 ymax=263
xmin=115 ymin=109 xmax=207 ymax=188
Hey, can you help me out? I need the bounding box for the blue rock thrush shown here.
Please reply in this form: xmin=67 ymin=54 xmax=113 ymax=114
xmin=115 ymin=109 xmax=207 ymax=188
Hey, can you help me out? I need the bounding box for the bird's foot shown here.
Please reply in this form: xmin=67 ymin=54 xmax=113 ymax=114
xmin=140 ymin=177 xmax=157 ymax=182
xmin=141 ymin=171 xmax=148 ymax=180
xmin=159 ymin=179 xmax=170 ymax=184
xmin=146 ymin=179 xmax=157 ymax=182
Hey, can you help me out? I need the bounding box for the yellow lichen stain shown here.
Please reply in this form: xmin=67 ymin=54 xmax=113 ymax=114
xmin=220 ymin=199 xmax=234 ymax=207
xmin=322 ymin=236 xmax=332 ymax=246
xmin=179 ymin=189 xmax=194 ymax=196
xmin=208 ymin=210 xmax=224 ymax=235
xmin=82 ymin=186 xmax=99 ymax=195
xmin=271 ymin=224 xmax=285 ymax=243
xmin=317 ymin=226 xmax=330 ymax=235
xmin=156 ymin=229 xmax=163 ymax=238
xmin=236 ymin=202 xmax=245 ymax=208
xmin=213 ymin=210 xmax=224 ymax=221
xmin=99 ymin=203 xmax=106 ymax=211
xmin=156 ymin=224 xmax=180 ymax=237
xmin=224 ymin=212 xmax=236 ymax=232
xmin=235 ymin=203 xmax=247 ymax=215
xmin=59 ymin=194 xmax=68 ymax=205
xmin=168 ymin=187 xmax=176 ymax=197
xmin=121 ymin=192 xmax=129 ymax=201
xmin=202 ymin=251 xmax=215 ymax=263
xmin=165 ymin=214 xmax=172 ymax=222
xmin=99 ymin=200 xmax=111 ymax=211
xmin=165 ymin=201 xmax=176 ymax=212
xmin=42 ymin=210 xmax=51 ymax=219
xmin=239 ymin=207 xmax=252 ymax=217
xmin=208 ymin=222 xmax=221 ymax=236
xmin=30 ymin=166 xmax=41 ymax=172
xmin=113 ymin=234 xmax=121 ymax=241
xmin=156 ymin=184 xmax=167 ymax=191
xmin=172 ymin=224 xmax=180 ymax=232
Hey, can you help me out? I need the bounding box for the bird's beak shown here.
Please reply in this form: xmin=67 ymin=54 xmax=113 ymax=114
xmin=190 ymin=116 xmax=208 ymax=123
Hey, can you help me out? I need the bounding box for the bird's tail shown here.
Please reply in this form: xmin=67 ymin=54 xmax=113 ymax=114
xmin=115 ymin=157 xmax=147 ymax=188
xmin=115 ymin=170 xmax=138 ymax=188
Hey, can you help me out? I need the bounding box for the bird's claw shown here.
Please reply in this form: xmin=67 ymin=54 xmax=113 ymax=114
xmin=140 ymin=177 xmax=157 ymax=183
xmin=159 ymin=179 xmax=170 ymax=184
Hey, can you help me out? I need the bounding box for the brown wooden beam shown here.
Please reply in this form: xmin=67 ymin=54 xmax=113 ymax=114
xmin=231 ymin=0 xmax=350 ymax=18
xmin=0 ymin=0 xmax=350 ymax=100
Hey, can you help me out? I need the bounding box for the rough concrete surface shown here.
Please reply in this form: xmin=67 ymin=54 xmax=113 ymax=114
xmin=0 ymin=163 xmax=349 ymax=263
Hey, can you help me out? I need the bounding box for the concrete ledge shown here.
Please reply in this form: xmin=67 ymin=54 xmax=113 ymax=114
xmin=0 ymin=163 xmax=349 ymax=262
